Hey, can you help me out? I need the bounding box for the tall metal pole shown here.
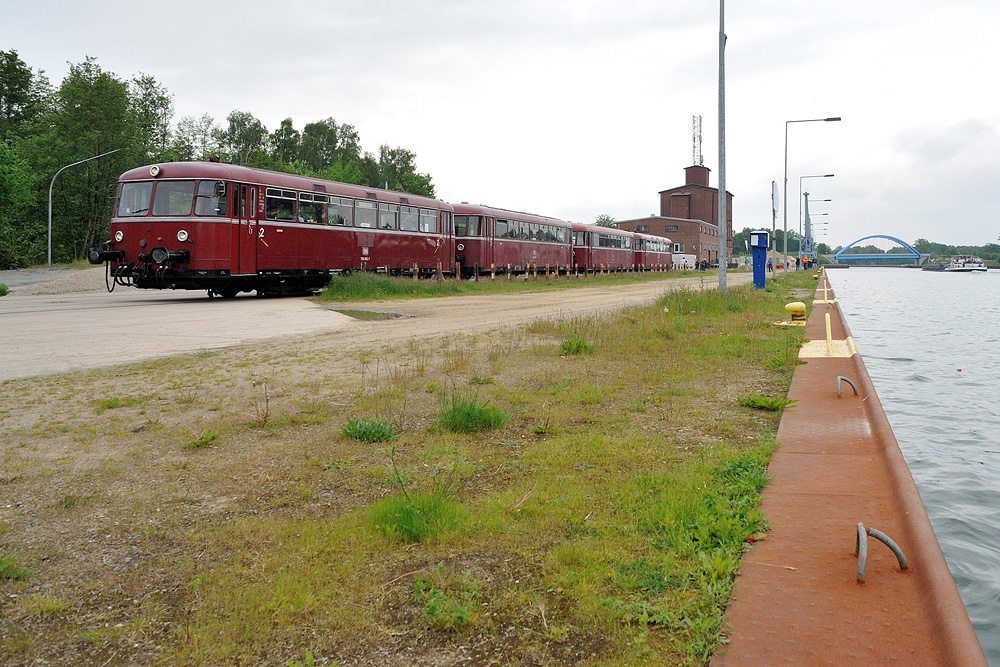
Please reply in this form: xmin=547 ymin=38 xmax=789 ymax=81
xmin=48 ymin=148 xmax=120 ymax=266
xmin=717 ymin=0 xmax=727 ymax=293
xmin=799 ymin=173 xmax=834 ymax=269
xmin=782 ymin=117 xmax=840 ymax=277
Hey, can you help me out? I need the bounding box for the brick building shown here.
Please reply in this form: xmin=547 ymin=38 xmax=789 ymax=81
xmin=616 ymin=165 xmax=733 ymax=266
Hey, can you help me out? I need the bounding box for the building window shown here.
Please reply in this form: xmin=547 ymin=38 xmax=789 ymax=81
xmin=637 ymin=225 xmax=649 ymax=232
xmin=664 ymin=225 xmax=678 ymax=232
xmin=674 ymin=243 xmax=684 ymax=253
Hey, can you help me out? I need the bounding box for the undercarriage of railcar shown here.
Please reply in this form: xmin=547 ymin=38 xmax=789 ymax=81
xmin=88 ymin=245 xmax=330 ymax=298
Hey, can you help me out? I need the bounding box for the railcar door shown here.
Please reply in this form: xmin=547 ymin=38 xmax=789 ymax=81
xmin=235 ymin=184 xmax=257 ymax=275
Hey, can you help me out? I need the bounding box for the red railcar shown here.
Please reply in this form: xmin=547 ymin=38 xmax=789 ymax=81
xmin=633 ymin=232 xmax=673 ymax=271
xmin=451 ymin=203 xmax=572 ymax=276
xmin=89 ymin=162 xmax=454 ymax=296
xmin=571 ymin=223 xmax=636 ymax=272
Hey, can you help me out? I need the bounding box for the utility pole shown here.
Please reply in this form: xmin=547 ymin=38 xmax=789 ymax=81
xmin=717 ymin=0 xmax=727 ymax=293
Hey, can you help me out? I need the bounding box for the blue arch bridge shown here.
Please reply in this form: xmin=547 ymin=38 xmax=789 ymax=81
xmin=833 ymin=235 xmax=924 ymax=265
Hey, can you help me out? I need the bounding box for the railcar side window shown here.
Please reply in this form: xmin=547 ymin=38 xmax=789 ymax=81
xmin=454 ymin=215 xmax=467 ymax=236
xmin=419 ymin=208 xmax=437 ymax=233
xmin=151 ymin=180 xmax=196 ymax=216
xmin=118 ymin=182 xmax=153 ymax=217
xmin=299 ymin=193 xmax=327 ymax=224
xmin=495 ymin=219 xmax=508 ymax=238
xmin=356 ymin=200 xmax=377 ymax=228
xmin=329 ymin=197 xmax=353 ymax=226
xmin=265 ymin=188 xmax=297 ymax=220
xmin=194 ymin=180 xmax=227 ymax=216
xmin=400 ymin=206 xmax=419 ymax=231
xmin=379 ymin=203 xmax=398 ymax=230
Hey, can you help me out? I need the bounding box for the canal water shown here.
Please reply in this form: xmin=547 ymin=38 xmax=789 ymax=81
xmin=826 ymin=267 xmax=1000 ymax=664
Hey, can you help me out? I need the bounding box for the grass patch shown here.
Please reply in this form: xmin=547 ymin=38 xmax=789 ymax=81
xmin=560 ymin=337 xmax=595 ymax=355
xmin=315 ymin=268 xmax=706 ymax=302
xmin=341 ymin=418 xmax=395 ymax=442
xmin=0 ymin=555 xmax=30 ymax=580
xmin=0 ymin=270 xmax=815 ymax=664
xmin=738 ymin=391 xmax=798 ymax=412
xmin=436 ymin=393 xmax=509 ymax=432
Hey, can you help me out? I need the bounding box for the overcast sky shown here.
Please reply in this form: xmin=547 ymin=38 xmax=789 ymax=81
xmin=4 ymin=0 xmax=999 ymax=248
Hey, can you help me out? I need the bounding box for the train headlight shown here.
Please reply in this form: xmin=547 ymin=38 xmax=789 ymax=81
xmin=149 ymin=165 xmax=160 ymax=177
xmin=177 ymin=229 xmax=189 ymax=242
xmin=457 ymin=243 xmax=465 ymax=251
xmin=114 ymin=230 xmax=124 ymax=243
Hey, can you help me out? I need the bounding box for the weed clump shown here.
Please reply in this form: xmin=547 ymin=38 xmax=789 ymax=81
xmin=368 ymin=450 xmax=469 ymax=542
xmin=0 ymin=555 xmax=30 ymax=580
xmin=560 ymin=337 xmax=595 ymax=355
xmin=341 ymin=418 xmax=395 ymax=442
xmin=436 ymin=394 xmax=508 ymax=432
xmin=737 ymin=391 xmax=797 ymax=412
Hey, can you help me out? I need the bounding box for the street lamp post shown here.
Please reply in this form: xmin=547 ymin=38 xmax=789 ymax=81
xmin=48 ymin=149 xmax=120 ymax=266
xmin=783 ymin=117 xmax=840 ymax=276
xmin=798 ymin=174 xmax=834 ymax=268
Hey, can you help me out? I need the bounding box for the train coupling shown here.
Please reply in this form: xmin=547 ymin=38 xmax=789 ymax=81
xmin=88 ymin=245 xmax=125 ymax=264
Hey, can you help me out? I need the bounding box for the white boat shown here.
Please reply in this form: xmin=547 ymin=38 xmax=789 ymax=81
xmin=944 ymin=255 xmax=987 ymax=272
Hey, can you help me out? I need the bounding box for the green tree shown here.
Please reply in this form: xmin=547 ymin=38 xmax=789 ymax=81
xmin=218 ymin=110 xmax=268 ymax=165
xmin=129 ymin=73 xmax=173 ymax=161
xmin=361 ymin=145 xmax=435 ymax=196
xmin=0 ymin=140 xmax=40 ymax=268
xmin=41 ymin=57 xmax=134 ymax=262
xmin=0 ymin=49 xmax=48 ymax=139
xmin=172 ymin=113 xmax=219 ymax=161
xmin=270 ymin=117 xmax=300 ymax=164
xmin=594 ymin=214 xmax=616 ymax=228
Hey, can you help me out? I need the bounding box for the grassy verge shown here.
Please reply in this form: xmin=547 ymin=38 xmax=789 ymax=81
xmin=0 ymin=272 xmax=813 ymax=665
xmin=315 ymin=267 xmax=714 ymax=302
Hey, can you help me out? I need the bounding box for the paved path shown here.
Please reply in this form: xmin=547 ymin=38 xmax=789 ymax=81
xmin=712 ymin=275 xmax=986 ymax=665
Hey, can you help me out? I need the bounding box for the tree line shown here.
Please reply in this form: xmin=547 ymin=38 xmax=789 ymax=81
xmin=732 ymin=227 xmax=1000 ymax=262
xmin=0 ymin=51 xmax=435 ymax=269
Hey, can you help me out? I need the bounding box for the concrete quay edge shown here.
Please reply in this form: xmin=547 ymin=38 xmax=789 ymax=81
xmin=711 ymin=274 xmax=987 ymax=665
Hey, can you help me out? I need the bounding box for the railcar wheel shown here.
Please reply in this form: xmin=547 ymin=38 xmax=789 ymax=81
xmin=217 ymin=287 xmax=239 ymax=299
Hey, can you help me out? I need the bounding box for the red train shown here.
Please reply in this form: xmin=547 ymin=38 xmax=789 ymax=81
xmin=89 ymin=162 xmax=672 ymax=296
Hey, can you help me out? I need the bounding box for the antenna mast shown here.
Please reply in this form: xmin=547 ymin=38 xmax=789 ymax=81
xmin=692 ymin=115 xmax=704 ymax=166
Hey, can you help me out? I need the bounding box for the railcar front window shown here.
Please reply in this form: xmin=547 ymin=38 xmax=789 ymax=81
xmin=151 ymin=180 xmax=196 ymax=216
xmin=118 ymin=181 xmax=153 ymax=217
xmin=194 ymin=180 xmax=227 ymax=216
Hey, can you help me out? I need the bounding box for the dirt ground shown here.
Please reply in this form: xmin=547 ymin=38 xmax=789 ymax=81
xmin=1 ymin=268 xmax=758 ymax=666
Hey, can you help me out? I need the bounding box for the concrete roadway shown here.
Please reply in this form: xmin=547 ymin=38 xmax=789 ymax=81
xmin=0 ymin=290 xmax=354 ymax=382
